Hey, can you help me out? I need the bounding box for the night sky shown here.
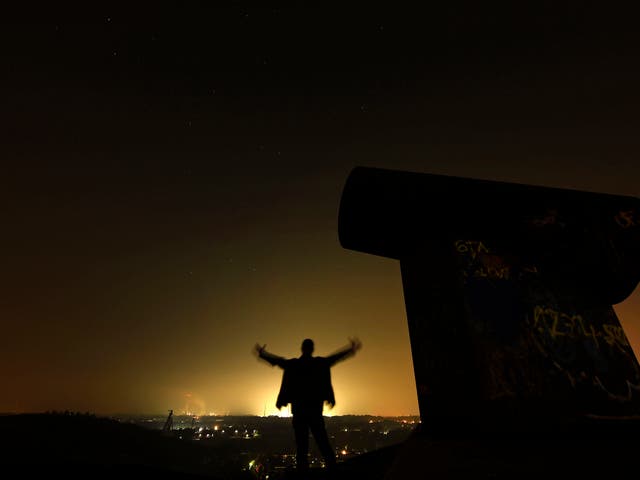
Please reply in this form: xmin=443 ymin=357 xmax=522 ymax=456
xmin=2 ymin=5 xmax=639 ymax=416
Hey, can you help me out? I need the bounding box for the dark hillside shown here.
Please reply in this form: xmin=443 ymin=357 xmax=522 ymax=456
xmin=0 ymin=413 xmax=249 ymax=479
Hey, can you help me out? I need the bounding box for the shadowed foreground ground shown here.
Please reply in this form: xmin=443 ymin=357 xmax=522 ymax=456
xmin=3 ymin=414 xmax=639 ymax=479
xmin=0 ymin=413 xmax=245 ymax=479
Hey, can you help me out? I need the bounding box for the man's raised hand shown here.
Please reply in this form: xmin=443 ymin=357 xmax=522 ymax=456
xmin=349 ymin=337 xmax=362 ymax=353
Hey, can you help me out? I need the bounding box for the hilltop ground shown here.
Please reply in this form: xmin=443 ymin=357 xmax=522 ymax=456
xmin=3 ymin=413 xmax=639 ymax=479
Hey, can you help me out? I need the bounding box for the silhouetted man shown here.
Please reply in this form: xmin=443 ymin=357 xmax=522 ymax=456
xmin=254 ymin=338 xmax=362 ymax=472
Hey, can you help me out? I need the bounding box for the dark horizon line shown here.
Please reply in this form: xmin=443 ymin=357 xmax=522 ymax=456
xmin=0 ymin=410 xmax=421 ymax=419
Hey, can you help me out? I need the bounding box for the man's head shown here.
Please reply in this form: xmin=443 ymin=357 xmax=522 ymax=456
xmin=301 ymin=338 xmax=314 ymax=356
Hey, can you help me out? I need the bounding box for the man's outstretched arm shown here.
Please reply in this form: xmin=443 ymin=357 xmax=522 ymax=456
xmin=254 ymin=343 xmax=287 ymax=368
xmin=326 ymin=337 xmax=362 ymax=367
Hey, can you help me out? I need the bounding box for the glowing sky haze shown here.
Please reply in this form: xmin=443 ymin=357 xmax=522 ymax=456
xmin=2 ymin=5 xmax=639 ymax=415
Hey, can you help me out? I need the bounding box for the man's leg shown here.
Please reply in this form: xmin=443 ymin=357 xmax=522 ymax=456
xmin=309 ymin=415 xmax=336 ymax=468
xmin=292 ymin=415 xmax=310 ymax=472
